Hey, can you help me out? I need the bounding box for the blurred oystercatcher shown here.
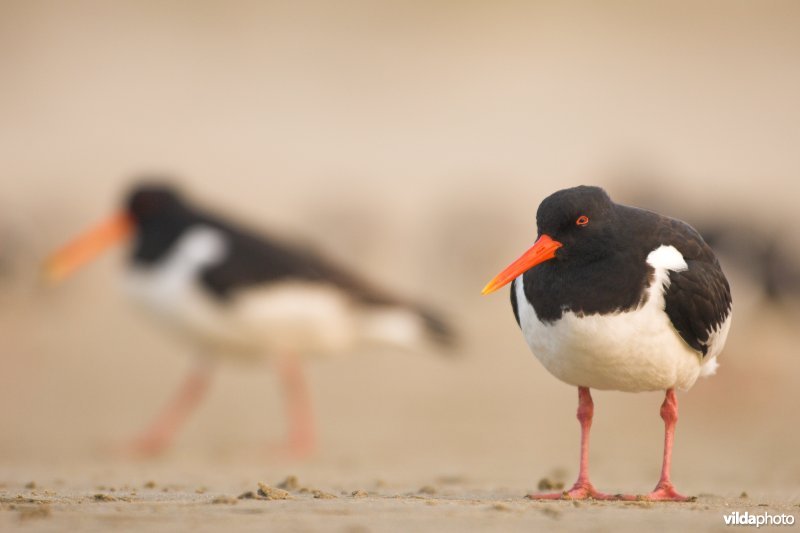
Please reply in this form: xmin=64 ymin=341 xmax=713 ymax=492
xmin=482 ymin=186 xmax=731 ymax=501
xmin=46 ymin=181 xmax=454 ymax=457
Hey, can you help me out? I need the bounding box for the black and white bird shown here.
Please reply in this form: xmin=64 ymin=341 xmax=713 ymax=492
xmin=46 ymin=181 xmax=454 ymax=457
xmin=482 ymin=185 xmax=731 ymax=501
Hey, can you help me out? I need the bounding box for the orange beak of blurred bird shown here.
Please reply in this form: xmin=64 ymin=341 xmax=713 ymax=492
xmin=482 ymin=185 xmax=731 ymax=501
xmin=46 ymin=179 xmax=454 ymax=458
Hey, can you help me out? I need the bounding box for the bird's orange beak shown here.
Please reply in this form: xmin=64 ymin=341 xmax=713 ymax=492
xmin=44 ymin=212 xmax=133 ymax=283
xmin=481 ymin=234 xmax=562 ymax=295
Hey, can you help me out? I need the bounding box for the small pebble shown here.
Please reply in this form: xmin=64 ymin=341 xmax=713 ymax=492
xmin=351 ymin=490 xmax=368 ymax=498
xmin=277 ymin=476 xmax=299 ymax=490
xmin=312 ymin=490 xmax=337 ymax=499
xmin=537 ymin=478 xmax=564 ymax=491
xmin=257 ymin=483 xmax=292 ymax=500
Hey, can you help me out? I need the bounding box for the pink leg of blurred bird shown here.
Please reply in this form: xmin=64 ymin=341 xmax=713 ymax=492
xmin=272 ymin=355 xmax=315 ymax=459
xmin=527 ymin=387 xmax=614 ymax=500
xmin=643 ymin=389 xmax=692 ymax=501
xmin=126 ymin=362 xmax=213 ymax=457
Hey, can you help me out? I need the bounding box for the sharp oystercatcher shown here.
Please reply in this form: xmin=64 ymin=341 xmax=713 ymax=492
xmin=45 ymin=181 xmax=454 ymax=457
xmin=482 ymin=185 xmax=731 ymax=501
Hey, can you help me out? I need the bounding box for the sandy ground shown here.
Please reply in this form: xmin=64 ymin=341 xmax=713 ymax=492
xmin=2 ymin=1 xmax=800 ymax=531
xmin=2 ymin=469 xmax=798 ymax=533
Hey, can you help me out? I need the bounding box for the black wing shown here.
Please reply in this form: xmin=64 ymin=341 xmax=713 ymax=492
xmin=198 ymin=218 xmax=389 ymax=304
xmin=658 ymin=218 xmax=732 ymax=356
xmin=195 ymin=210 xmax=456 ymax=347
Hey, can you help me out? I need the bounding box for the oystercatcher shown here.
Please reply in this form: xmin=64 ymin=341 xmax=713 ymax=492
xmin=482 ymin=185 xmax=731 ymax=501
xmin=46 ymin=181 xmax=453 ymax=457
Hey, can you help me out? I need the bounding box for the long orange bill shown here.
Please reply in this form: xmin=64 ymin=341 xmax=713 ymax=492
xmin=44 ymin=212 xmax=133 ymax=283
xmin=481 ymin=234 xmax=563 ymax=295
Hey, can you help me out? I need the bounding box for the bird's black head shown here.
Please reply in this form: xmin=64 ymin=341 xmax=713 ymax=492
xmin=535 ymin=185 xmax=617 ymax=264
xmin=482 ymin=185 xmax=618 ymax=294
xmin=126 ymin=183 xmax=188 ymax=227
xmin=123 ymin=182 xmax=198 ymax=264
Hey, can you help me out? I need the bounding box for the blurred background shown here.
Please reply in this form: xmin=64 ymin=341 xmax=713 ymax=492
xmin=1 ymin=0 xmax=799 ymax=498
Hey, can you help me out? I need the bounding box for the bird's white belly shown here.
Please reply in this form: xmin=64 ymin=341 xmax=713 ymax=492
xmin=122 ymin=227 xmax=428 ymax=359
xmin=124 ymin=265 xmax=362 ymax=358
xmin=514 ymin=246 xmax=723 ymax=392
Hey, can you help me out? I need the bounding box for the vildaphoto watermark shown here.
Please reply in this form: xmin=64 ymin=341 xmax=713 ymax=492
xmin=723 ymin=511 xmax=795 ymax=527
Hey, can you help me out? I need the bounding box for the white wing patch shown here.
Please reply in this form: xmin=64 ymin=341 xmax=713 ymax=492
xmin=646 ymin=245 xmax=688 ymax=273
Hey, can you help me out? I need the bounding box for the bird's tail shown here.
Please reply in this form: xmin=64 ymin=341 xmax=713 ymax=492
xmin=358 ymin=303 xmax=458 ymax=354
xmin=412 ymin=305 xmax=458 ymax=351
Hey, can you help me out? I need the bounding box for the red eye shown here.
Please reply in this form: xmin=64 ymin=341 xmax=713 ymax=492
xmin=576 ymin=215 xmax=589 ymax=226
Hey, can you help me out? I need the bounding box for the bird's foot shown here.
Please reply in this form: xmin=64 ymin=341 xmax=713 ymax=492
xmin=617 ymin=482 xmax=695 ymax=502
xmin=526 ymin=480 xmax=616 ymax=501
xmin=643 ymin=482 xmax=695 ymax=502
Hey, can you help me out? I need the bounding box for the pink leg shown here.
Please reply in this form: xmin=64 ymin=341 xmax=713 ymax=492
xmin=124 ymin=362 xmax=213 ymax=457
xmin=527 ymin=387 xmax=614 ymax=500
xmin=269 ymin=355 xmax=315 ymax=459
xmin=642 ymin=389 xmax=693 ymax=501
